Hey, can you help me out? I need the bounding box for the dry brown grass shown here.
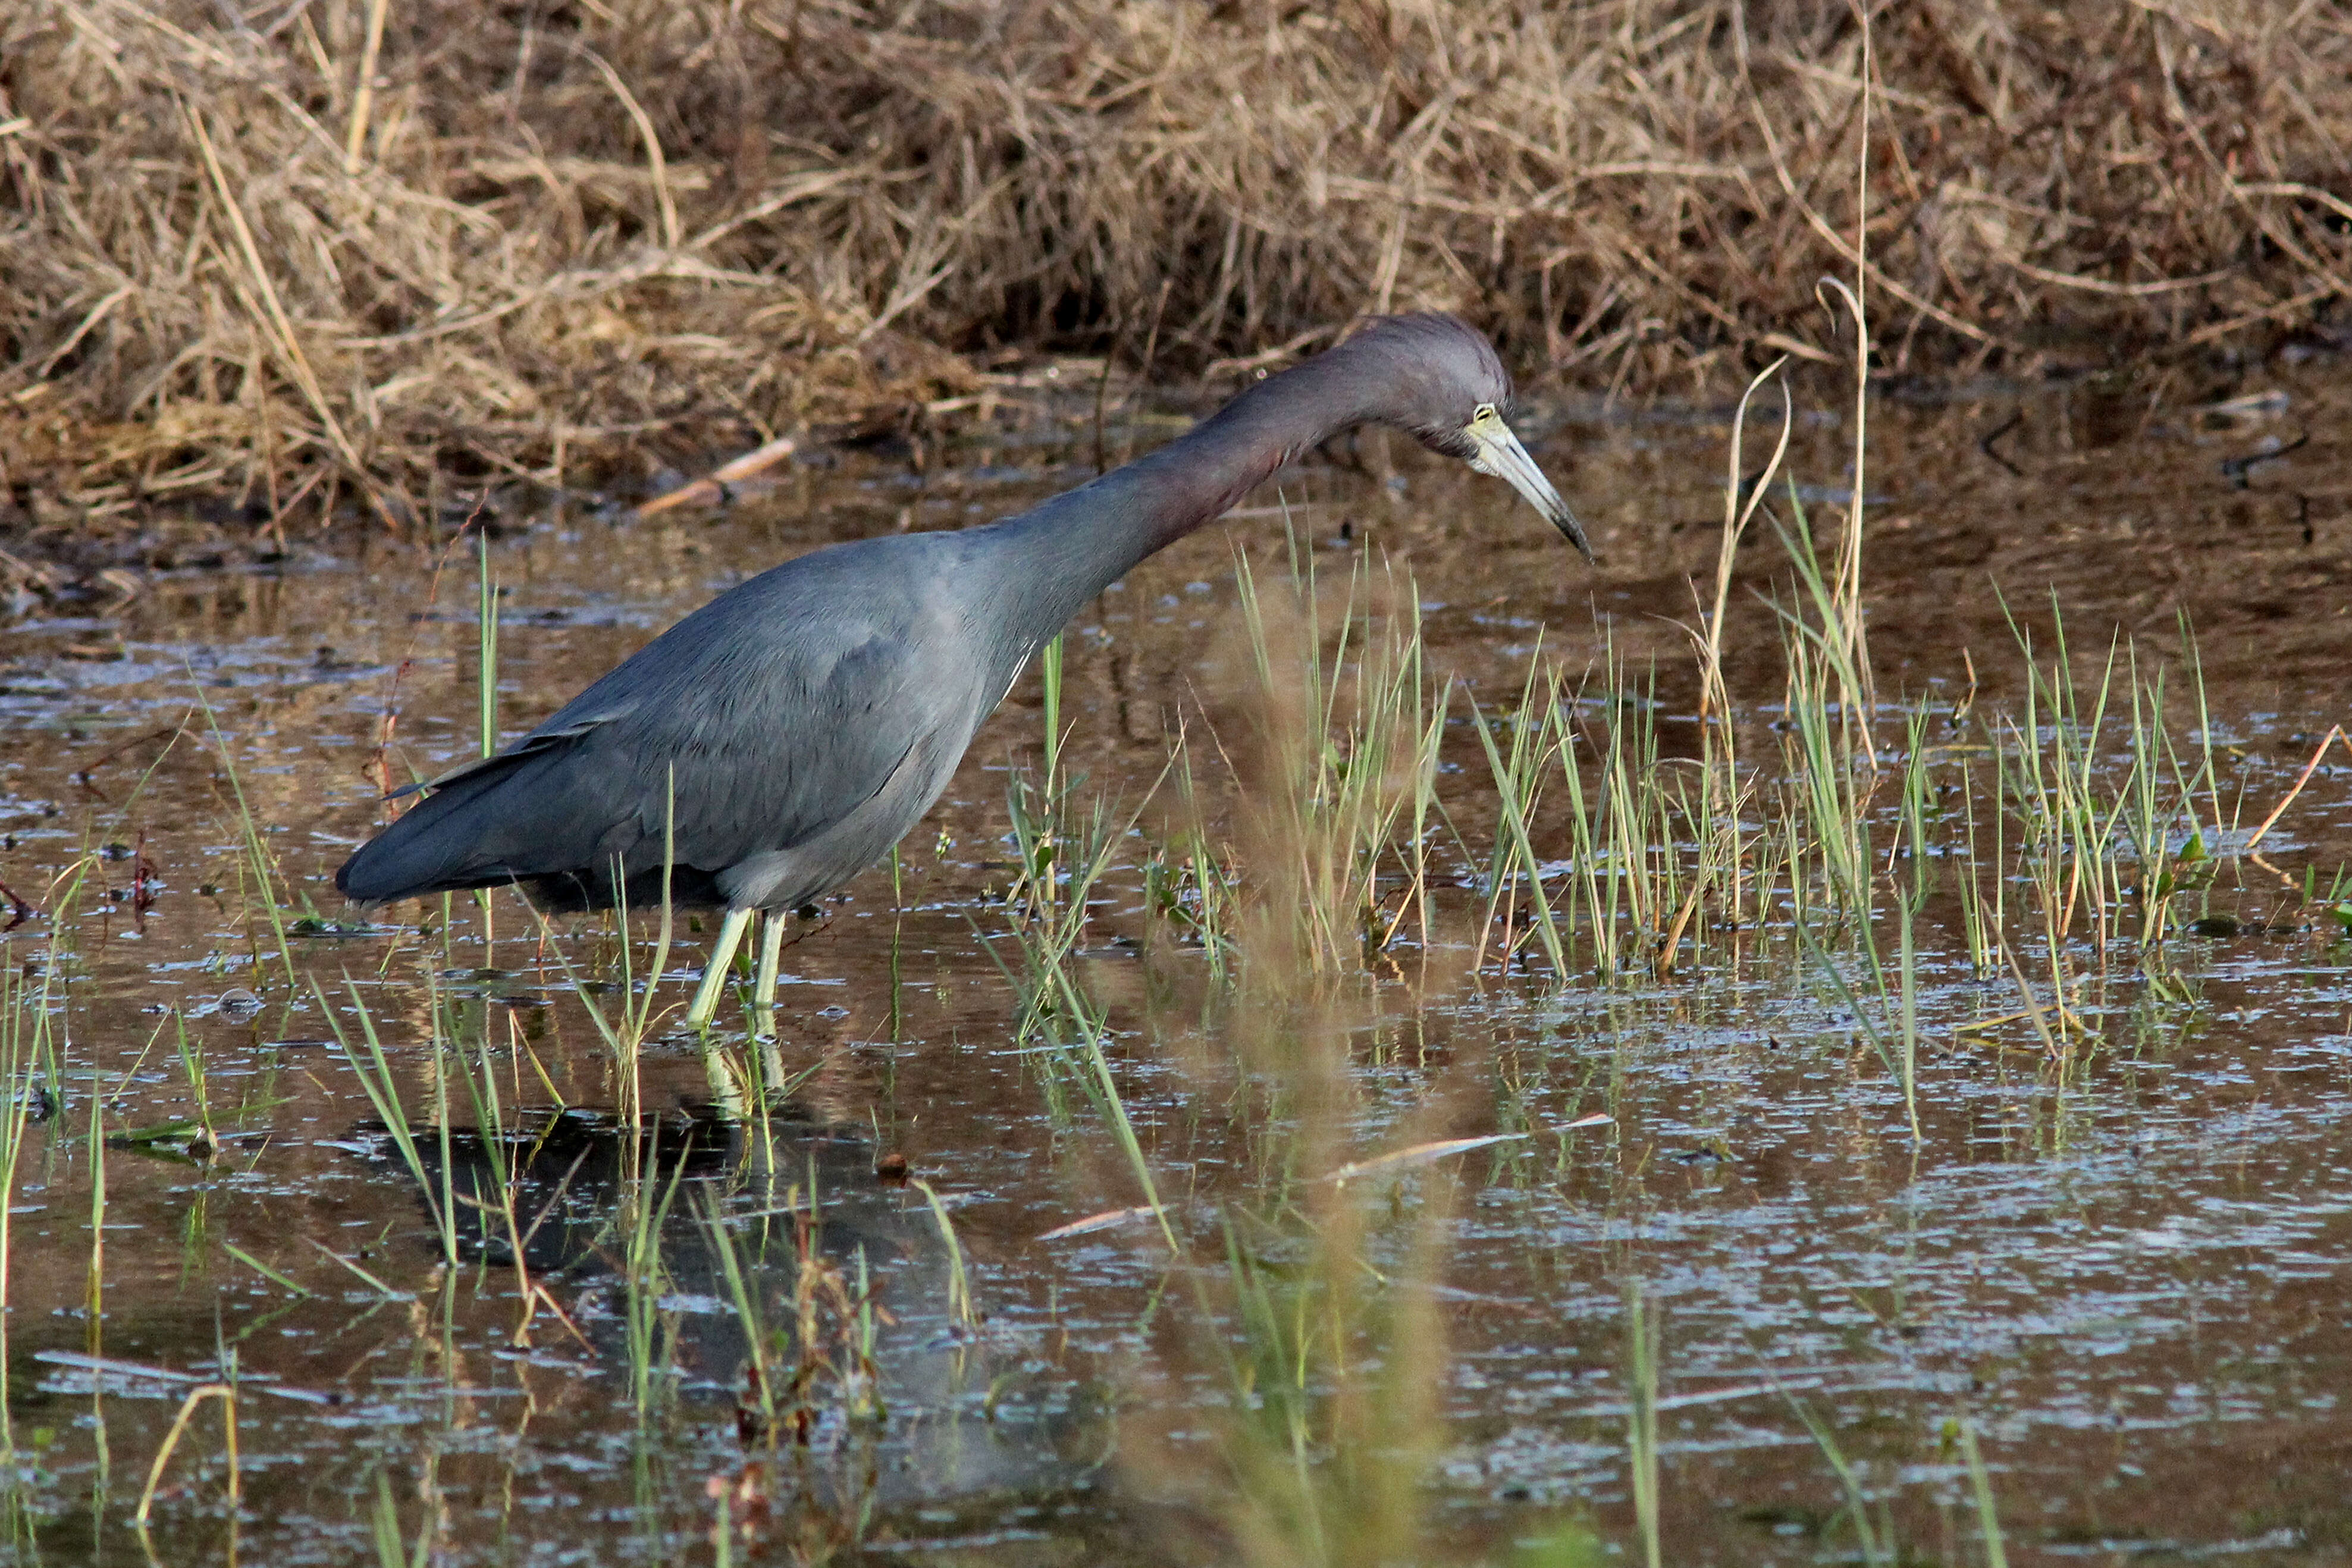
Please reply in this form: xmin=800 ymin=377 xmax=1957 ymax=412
xmin=2 ymin=0 xmax=2347 ymax=532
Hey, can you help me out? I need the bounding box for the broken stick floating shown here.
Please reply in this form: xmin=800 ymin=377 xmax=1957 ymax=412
xmin=1322 ymin=1114 xmax=1614 ymax=1187
xmin=1036 ymin=1205 xmax=1161 ymax=1242
xmin=634 ymin=434 xmax=801 ymax=518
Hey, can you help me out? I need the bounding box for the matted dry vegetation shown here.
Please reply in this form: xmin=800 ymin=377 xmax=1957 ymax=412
xmin=1 ymin=0 xmax=2348 ymax=532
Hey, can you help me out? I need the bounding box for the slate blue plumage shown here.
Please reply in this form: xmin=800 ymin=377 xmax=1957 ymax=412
xmin=336 ymin=313 xmax=1589 ymax=1024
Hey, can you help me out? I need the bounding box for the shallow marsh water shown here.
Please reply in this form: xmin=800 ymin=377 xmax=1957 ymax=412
xmin=2 ymin=365 xmax=2351 ymax=1565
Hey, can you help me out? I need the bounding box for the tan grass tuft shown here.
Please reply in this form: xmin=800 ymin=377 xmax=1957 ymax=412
xmin=1 ymin=1 xmax=2346 ymax=522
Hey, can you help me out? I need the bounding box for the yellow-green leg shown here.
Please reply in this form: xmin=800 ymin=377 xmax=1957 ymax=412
xmin=754 ymin=908 xmax=789 ymax=1014
xmin=684 ymin=906 xmax=753 ymax=1028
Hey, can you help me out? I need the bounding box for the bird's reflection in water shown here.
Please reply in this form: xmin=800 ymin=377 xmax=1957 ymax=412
xmin=370 ymin=1093 xmax=1110 ymax=1535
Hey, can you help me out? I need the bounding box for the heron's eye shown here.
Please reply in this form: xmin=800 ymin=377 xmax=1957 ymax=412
xmin=1472 ymin=402 xmax=1498 ymax=423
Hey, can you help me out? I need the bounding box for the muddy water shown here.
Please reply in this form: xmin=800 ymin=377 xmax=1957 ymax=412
xmin=2 ymin=363 xmax=2350 ymax=1565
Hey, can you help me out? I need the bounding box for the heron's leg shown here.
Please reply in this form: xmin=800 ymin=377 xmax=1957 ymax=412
xmin=685 ymin=906 xmax=753 ymax=1028
xmin=754 ymin=908 xmax=788 ymax=1014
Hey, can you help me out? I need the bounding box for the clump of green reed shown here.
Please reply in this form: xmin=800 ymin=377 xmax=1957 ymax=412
xmin=1473 ymin=648 xmax=1721 ymax=984
xmin=1995 ymin=608 xmax=2124 ymax=1018
xmin=441 ymin=992 xmax=586 ymax=1342
xmin=999 ymin=547 xmax=1460 ymax=1252
xmin=2116 ymin=641 xmax=2221 ymax=958
xmin=195 ymin=685 xmax=299 ymax=993
xmin=1620 ymin=1283 xmax=1666 ymax=1568
xmin=991 ymin=626 xmax=1177 ymax=1187
xmin=1133 ymin=541 xmax=1447 ymax=989
xmin=1002 ymin=764 xmax=1132 ymax=997
xmin=1235 ymin=544 xmax=1449 ymax=972
xmin=531 ymin=821 xmax=683 ymax=1119
xmin=368 ymin=1467 xmax=434 ymax=1568
xmin=1481 ymin=438 xmax=2260 ymax=1090
xmin=1763 ymin=495 xmax=1882 ymax=934
xmin=132 ymin=1382 xmax=239 ymax=1548
xmin=1454 ymin=381 xmax=1881 ymax=996
xmin=986 ymin=676 xmax=1151 ymax=1141
xmin=1998 ymin=609 xmax=2226 ymax=974
xmin=1205 ymin=1166 xmax=1454 ymax=1568
xmin=1909 ymin=598 xmax=2253 ymax=1068
xmin=1784 ymin=1392 xmax=1898 ymax=1568
xmin=1676 ymin=355 xmax=1796 ymax=953
xmin=695 ymin=1186 xmax=783 ymax=1437
xmin=1790 ymin=702 xmax=1931 ymax=1140
xmin=618 ymin=1136 xmax=691 ymax=1426
xmin=989 ymin=857 xmax=1178 ymax=1251
xmin=1140 ymin=743 xmax=1242 ymax=979
xmin=321 ymin=977 xmax=460 ymax=1271
xmin=1467 ymin=661 xmax=1570 ymax=979
xmin=0 ymin=940 xmax=65 ymax=1458
xmin=1954 ymin=1419 xmax=2012 ymax=1568
xmin=701 ymin=1175 xmax=892 ymax=1451
xmin=1017 ymin=547 xmax=1520 ymax=1566
xmin=1002 ymin=632 xmax=1092 ymax=929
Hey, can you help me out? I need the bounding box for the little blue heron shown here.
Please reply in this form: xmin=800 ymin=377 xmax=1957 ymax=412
xmin=337 ymin=312 xmax=1591 ymax=1026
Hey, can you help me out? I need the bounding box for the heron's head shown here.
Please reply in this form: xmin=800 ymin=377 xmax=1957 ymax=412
xmin=1339 ymin=313 xmax=1594 ymax=563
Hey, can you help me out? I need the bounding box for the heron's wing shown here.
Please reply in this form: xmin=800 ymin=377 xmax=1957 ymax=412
xmin=569 ymin=606 xmax=961 ymax=866
xmin=387 ymin=714 xmax=616 ymax=799
xmin=340 ymin=578 xmax=981 ymax=904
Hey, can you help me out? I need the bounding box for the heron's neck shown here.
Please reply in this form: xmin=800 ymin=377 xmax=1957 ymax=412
xmin=987 ymin=356 xmax=1374 ymax=645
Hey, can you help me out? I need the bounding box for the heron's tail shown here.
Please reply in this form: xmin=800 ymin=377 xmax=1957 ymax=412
xmin=335 ymin=749 xmax=726 ymax=911
xmin=335 ymin=760 xmax=540 ymax=903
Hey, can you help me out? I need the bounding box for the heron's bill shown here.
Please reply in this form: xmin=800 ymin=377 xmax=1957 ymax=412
xmin=1465 ymin=409 xmax=1593 ymax=563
